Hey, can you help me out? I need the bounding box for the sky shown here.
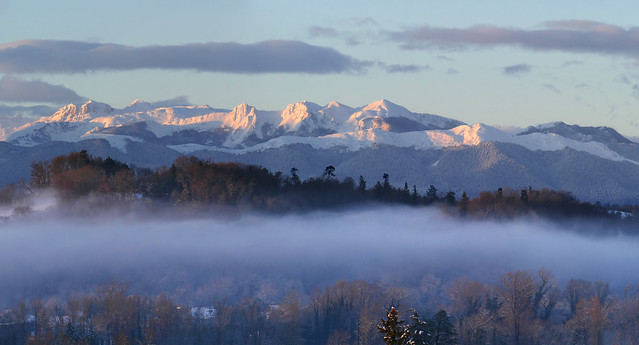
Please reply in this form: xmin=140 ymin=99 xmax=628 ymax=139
xmin=2 ymin=0 xmax=639 ymax=135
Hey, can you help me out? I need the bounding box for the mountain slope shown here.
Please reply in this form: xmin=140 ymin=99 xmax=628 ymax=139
xmin=518 ymin=122 xmax=632 ymax=144
xmin=1 ymin=99 xmax=639 ymax=203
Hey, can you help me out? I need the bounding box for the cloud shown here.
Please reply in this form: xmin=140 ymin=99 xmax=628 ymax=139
xmin=502 ymin=63 xmax=532 ymax=76
xmin=437 ymin=55 xmax=455 ymax=61
xmin=543 ymin=83 xmax=562 ymax=94
xmin=562 ymin=60 xmax=583 ymax=67
xmin=616 ymin=74 xmax=631 ymax=84
xmin=389 ymin=21 xmax=639 ymax=58
xmin=307 ymin=26 xmax=339 ymax=38
xmin=0 ymin=76 xmax=87 ymax=104
xmin=543 ymin=20 xmax=622 ymax=32
xmin=446 ymin=68 xmax=459 ymax=75
xmin=0 ymin=104 xmax=56 ymax=117
xmin=358 ymin=17 xmax=380 ymax=27
xmin=151 ymin=96 xmax=193 ymax=108
xmin=384 ymin=64 xmax=429 ymax=73
xmin=0 ymin=39 xmax=367 ymax=74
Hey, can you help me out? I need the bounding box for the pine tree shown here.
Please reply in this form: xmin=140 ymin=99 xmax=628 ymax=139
xmin=290 ymin=167 xmax=300 ymax=185
xmin=323 ymin=166 xmax=336 ymax=179
xmin=383 ymin=173 xmax=390 ymax=190
xmin=358 ymin=175 xmax=367 ymax=192
xmin=426 ymin=185 xmax=438 ymax=201
xmin=429 ymin=310 xmax=457 ymax=345
xmin=406 ymin=310 xmax=430 ymax=345
xmin=444 ymin=191 xmax=456 ymax=206
xmin=378 ymin=307 xmax=409 ymax=345
xmin=520 ymin=189 xmax=528 ymax=203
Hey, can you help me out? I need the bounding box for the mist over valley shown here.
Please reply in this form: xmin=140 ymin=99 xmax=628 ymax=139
xmin=1 ymin=207 xmax=637 ymax=308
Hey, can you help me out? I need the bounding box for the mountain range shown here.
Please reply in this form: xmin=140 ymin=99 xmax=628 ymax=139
xmin=1 ymin=99 xmax=638 ymax=204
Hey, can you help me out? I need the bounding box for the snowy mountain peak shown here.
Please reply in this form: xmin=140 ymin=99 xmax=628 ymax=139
xmin=4 ymin=98 xmax=636 ymax=167
xmin=80 ymin=100 xmax=114 ymax=116
xmin=48 ymin=103 xmax=80 ymax=122
xmin=518 ymin=121 xmax=632 ymax=144
xmin=129 ymin=99 xmax=147 ymax=106
xmin=46 ymin=100 xmax=113 ymax=122
xmin=123 ymin=99 xmax=153 ymax=113
xmin=225 ymin=103 xmax=257 ymax=130
xmin=284 ymin=101 xmax=322 ymax=114
xmin=532 ymin=121 xmax=563 ymax=130
xmin=345 ymin=99 xmax=464 ymax=133
xmin=232 ymin=103 xmax=253 ymax=114
xmin=320 ymin=101 xmax=354 ymax=124
xmin=326 ymin=101 xmax=344 ymax=109
xmin=361 ymin=99 xmax=408 ymax=115
xmin=275 ymin=101 xmax=331 ymax=135
xmin=450 ymin=123 xmax=511 ymax=145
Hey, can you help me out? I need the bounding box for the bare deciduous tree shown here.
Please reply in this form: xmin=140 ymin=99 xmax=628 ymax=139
xmin=498 ymin=270 xmax=534 ymax=345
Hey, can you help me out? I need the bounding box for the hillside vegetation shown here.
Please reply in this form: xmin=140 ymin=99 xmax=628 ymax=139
xmin=0 ymin=151 xmax=633 ymax=228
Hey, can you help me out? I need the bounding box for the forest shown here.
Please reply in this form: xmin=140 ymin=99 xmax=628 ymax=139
xmin=2 ymin=150 xmax=636 ymax=227
xmin=2 ymin=270 xmax=639 ymax=345
xmin=1 ymin=151 xmax=639 ymax=345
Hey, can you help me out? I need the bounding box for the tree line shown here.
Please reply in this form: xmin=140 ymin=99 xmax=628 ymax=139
xmin=2 ymin=269 xmax=639 ymax=345
xmin=0 ymin=151 xmax=632 ymax=224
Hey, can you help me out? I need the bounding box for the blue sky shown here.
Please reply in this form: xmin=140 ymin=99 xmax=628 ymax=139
xmin=2 ymin=0 xmax=639 ymax=135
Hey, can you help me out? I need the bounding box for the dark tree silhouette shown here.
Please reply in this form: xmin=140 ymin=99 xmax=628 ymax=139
xmin=358 ymin=175 xmax=367 ymax=192
xmin=444 ymin=191 xmax=456 ymax=206
xmin=383 ymin=173 xmax=390 ymax=189
xmin=290 ymin=167 xmax=301 ymax=185
xmin=426 ymin=185 xmax=438 ymax=201
xmin=378 ymin=307 xmax=408 ymax=345
xmin=429 ymin=310 xmax=457 ymax=345
xmin=323 ymin=166 xmax=336 ymax=179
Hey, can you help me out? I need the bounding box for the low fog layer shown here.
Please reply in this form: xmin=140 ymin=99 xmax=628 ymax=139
xmin=1 ymin=207 xmax=638 ymax=307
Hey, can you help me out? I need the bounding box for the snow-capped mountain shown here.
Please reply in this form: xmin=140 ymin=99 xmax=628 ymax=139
xmin=518 ymin=122 xmax=632 ymax=145
xmin=47 ymin=100 xmax=115 ymax=122
xmin=2 ymin=98 xmax=639 ymax=203
xmin=4 ymin=99 xmax=470 ymax=151
xmin=343 ymin=99 xmax=465 ymax=133
xmin=4 ymin=98 xmax=632 ymax=160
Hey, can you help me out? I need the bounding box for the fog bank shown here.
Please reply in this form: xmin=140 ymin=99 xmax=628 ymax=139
xmin=1 ymin=207 xmax=638 ymax=306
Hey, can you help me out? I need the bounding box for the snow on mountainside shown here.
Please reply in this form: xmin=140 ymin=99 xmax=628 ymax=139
xmin=189 ymin=122 xmax=634 ymax=165
xmin=518 ymin=122 xmax=632 ymax=144
xmin=3 ymin=98 xmax=639 ymax=203
xmin=2 ymin=99 xmax=637 ymax=165
xmin=273 ymin=101 xmax=332 ymax=136
xmin=343 ymin=99 xmax=465 ymax=132
xmin=47 ymin=101 xmax=114 ymax=122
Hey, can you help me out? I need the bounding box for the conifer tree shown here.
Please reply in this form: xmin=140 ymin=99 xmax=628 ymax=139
xmin=358 ymin=175 xmax=367 ymax=192
xmin=444 ymin=191 xmax=456 ymax=206
xmin=378 ymin=307 xmax=409 ymax=345
xmin=426 ymin=185 xmax=438 ymax=201
xmin=459 ymin=191 xmax=469 ymax=215
xmin=290 ymin=167 xmax=301 ymax=185
xmin=429 ymin=310 xmax=457 ymax=345
xmin=323 ymin=165 xmax=336 ymax=179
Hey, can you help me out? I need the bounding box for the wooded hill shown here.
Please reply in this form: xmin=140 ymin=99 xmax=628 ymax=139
xmin=1 ymin=151 xmax=636 ymax=226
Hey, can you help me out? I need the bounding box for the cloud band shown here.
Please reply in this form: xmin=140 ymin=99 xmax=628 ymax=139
xmin=0 ymin=39 xmax=366 ymax=74
xmin=391 ymin=21 xmax=639 ymax=58
xmin=0 ymin=76 xmax=87 ymax=103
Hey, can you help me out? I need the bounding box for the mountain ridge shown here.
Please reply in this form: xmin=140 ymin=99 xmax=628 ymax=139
xmin=3 ymin=99 xmax=632 ymax=153
xmin=1 ymin=99 xmax=639 ymax=204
